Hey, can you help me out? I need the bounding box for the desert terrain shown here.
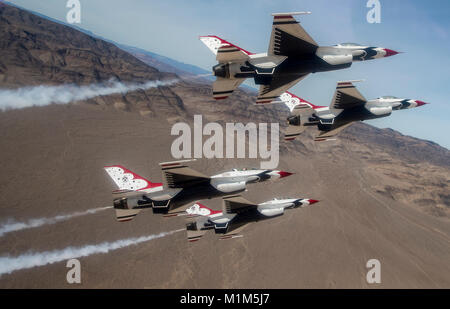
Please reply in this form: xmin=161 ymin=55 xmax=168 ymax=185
xmin=0 ymin=4 xmax=448 ymax=288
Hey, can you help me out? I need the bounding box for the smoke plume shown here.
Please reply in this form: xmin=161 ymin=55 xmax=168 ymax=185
xmin=0 ymin=229 xmax=184 ymax=276
xmin=0 ymin=206 xmax=112 ymax=237
xmin=0 ymin=79 xmax=178 ymax=110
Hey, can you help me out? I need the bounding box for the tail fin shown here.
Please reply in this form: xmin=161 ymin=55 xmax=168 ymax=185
xmin=186 ymin=202 xmax=222 ymax=217
xmin=285 ymin=123 xmax=306 ymax=141
xmin=199 ymin=35 xmax=253 ymax=56
xmin=115 ymin=208 xmax=141 ymax=222
xmin=104 ymin=165 xmax=162 ymax=192
xmin=331 ymin=80 xmax=366 ymax=109
xmin=213 ymin=77 xmax=245 ymax=100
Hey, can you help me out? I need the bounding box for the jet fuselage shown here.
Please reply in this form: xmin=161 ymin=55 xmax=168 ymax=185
xmin=302 ymin=97 xmax=427 ymax=133
xmin=214 ymin=44 xmax=396 ymax=86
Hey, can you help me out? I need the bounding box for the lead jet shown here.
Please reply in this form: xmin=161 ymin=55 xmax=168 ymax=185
xmin=200 ymin=11 xmax=399 ymax=103
xmin=104 ymin=160 xmax=293 ymax=221
xmin=275 ymin=81 xmax=429 ymax=141
xmin=185 ymin=195 xmax=319 ymax=241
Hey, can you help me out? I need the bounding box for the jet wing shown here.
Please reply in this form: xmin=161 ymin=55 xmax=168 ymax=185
xmin=268 ymin=12 xmax=318 ymax=57
xmin=314 ymin=122 xmax=354 ymax=141
xmin=285 ymin=124 xmax=306 ymax=141
xmin=213 ymin=77 xmax=245 ymax=100
xmin=330 ymin=80 xmax=367 ymax=110
xmin=159 ymin=160 xmax=210 ymax=189
xmin=256 ymin=73 xmax=309 ymax=104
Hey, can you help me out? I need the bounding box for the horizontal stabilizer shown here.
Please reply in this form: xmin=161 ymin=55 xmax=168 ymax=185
xmin=314 ymin=122 xmax=354 ymax=141
xmin=213 ymin=77 xmax=245 ymax=100
xmin=115 ymin=208 xmax=140 ymax=222
xmin=285 ymin=124 xmax=306 ymax=141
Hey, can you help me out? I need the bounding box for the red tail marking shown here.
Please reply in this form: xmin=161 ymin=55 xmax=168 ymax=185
xmin=285 ymin=91 xmax=326 ymax=109
xmin=201 ymin=35 xmax=254 ymax=55
xmin=196 ymin=203 xmax=222 ymax=215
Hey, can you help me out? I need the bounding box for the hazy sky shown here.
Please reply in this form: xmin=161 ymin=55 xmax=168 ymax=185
xmin=7 ymin=0 xmax=450 ymax=149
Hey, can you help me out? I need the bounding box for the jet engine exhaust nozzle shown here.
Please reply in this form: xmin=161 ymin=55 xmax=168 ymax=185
xmin=287 ymin=115 xmax=301 ymax=126
xmin=213 ymin=63 xmax=229 ymax=78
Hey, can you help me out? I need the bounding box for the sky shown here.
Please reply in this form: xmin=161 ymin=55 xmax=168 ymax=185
xmin=7 ymin=0 xmax=450 ymax=149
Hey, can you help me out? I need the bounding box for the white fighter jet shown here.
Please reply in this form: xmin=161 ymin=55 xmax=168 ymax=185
xmin=200 ymin=12 xmax=399 ymax=103
xmin=185 ymin=195 xmax=319 ymax=241
xmin=104 ymin=160 xmax=293 ymax=221
xmin=276 ymin=80 xmax=429 ymax=141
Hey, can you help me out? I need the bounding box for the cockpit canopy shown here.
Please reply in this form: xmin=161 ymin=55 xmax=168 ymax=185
xmin=231 ymin=168 xmax=258 ymax=172
xmin=379 ymin=96 xmax=399 ymax=99
xmin=337 ymin=42 xmax=362 ymax=47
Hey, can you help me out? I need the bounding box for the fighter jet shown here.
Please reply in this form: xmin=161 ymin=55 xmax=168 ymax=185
xmin=274 ymin=80 xmax=429 ymax=141
xmin=185 ymin=195 xmax=319 ymax=241
xmin=104 ymin=159 xmax=293 ymax=221
xmin=200 ymin=12 xmax=399 ymax=103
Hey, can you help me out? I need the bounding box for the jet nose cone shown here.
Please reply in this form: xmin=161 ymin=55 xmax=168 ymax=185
xmin=415 ymin=100 xmax=429 ymax=107
xmin=278 ymin=171 xmax=294 ymax=178
xmin=308 ymin=199 xmax=320 ymax=205
xmin=383 ymin=48 xmax=400 ymax=57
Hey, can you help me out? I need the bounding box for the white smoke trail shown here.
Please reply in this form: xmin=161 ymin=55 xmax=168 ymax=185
xmin=0 ymin=229 xmax=184 ymax=276
xmin=0 ymin=206 xmax=113 ymax=237
xmin=0 ymin=79 xmax=178 ymax=110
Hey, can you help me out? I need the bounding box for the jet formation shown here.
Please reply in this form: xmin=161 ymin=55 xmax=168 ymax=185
xmin=104 ymin=11 xmax=428 ymax=242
